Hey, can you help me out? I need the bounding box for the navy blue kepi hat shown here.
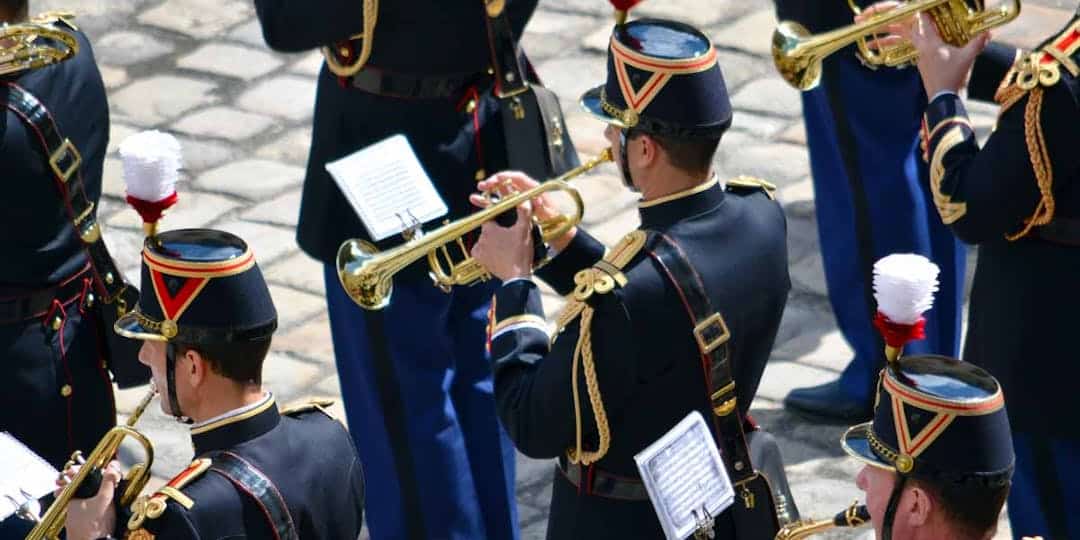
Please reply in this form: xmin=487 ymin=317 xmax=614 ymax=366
xmin=115 ymin=229 xmax=277 ymax=345
xmin=580 ymin=18 xmax=732 ymax=139
xmin=841 ymin=355 xmax=1014 ymax=482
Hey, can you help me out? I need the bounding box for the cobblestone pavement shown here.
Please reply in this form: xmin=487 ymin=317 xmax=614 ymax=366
xmin=35 ymin=0 xmax=1072 ymax=537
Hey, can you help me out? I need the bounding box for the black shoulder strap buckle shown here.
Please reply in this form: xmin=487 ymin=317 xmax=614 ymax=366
xmin=208 ymin=451 xmax=299 ymax=540
xmin=644 ymin=231 xmax=757 ymax=486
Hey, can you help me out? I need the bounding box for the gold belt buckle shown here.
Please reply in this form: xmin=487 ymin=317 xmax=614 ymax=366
xmin=693 ymin=312 xmax=730 ymax=355
xmin=49 ymin=138 xmax=82 ymax=183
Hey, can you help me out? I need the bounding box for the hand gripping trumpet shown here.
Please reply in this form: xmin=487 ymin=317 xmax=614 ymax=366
xmin=337 ymin=148 xmax=613 ymax=310
xmin=0 ymin=17 xmax=79 ymax=77
xmin=774 ymin=502 xmax=871 ymax=539
xmin=772 ymin=0 xmax=1021 ymax=90
xmin=25 ymin=388 xmax=157 ymax=540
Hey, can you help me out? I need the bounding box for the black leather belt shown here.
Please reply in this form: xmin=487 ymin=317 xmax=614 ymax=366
xmin=557 ymin=459 xmax=648 ymax=501
xmin=0 ymin=263 xmax=91 ymax=324
xmin=1034 ymin=217 xmax=1080 ymax=247
xmin=348 ymin=66 xmax=485 ymax=100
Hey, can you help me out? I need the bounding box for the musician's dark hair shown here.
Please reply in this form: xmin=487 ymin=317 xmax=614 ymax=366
xmin=0 ymin=0 xmax=29 ymax=21
xmin=910 ymin=474 xmax=1010 ymax=538
xmin=629 ymin=131 xmax=720 ymax=176
xmin=175 ymin=338 xmax=272 ymax=387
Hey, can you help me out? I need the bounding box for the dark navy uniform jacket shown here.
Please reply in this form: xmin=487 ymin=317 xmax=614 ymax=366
xmin=0 ymin=25 xmax=108 ymax=286
xmin=252 ymin=0 xmax=538 ymax=274
xmin=922 ymin=14 xmax=1080 ymax=438
xmin=121 ymin=396 xmax=365 ymax=539
xmin=488 ymin=180 xmax=790 ymax=538
xmin=0 ymin=22 xmax=115 ymax=472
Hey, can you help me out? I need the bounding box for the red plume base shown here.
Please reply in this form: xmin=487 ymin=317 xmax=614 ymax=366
xmin=873 ymin=312 xmax=927 ymax=349
xmin=126 ymin=192 xmax=179 ymax=226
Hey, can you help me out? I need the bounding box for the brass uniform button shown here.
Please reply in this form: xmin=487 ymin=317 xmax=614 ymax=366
xmin=60 ymin=384 xmax=73 ymax=398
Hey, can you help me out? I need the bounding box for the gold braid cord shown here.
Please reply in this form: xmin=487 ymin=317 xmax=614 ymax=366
xmin=567 ymin=306 xmax=611 ymax=465
xmin=557 ymin=231 xmax=645 ymax=466
xmin=1006 ymin=87 xmax=1055 ymax=241
xmin=322 ymin=0 xmax=378 ymax=77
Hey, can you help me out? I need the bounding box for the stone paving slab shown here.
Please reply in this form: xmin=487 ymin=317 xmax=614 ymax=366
xmin=45 ymin=0 xmax=1072 ymax=537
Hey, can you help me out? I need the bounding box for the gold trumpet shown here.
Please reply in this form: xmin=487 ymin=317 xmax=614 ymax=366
xmin=337 ymin=149 xmax=613 ymax=310
xmin=772 ymin=0 xmax=1021 ymax=90
xmin=0 ymin=18 xmax=79 ymax=77
xmin=25 ymin=388 xmax=157 ymax=540
xmin=774 ymin=502 xmax=871 ymax=539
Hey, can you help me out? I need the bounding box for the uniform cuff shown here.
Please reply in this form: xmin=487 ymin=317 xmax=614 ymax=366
xmin=490 ymin=280 xmax=548 ymax=341
xmin=926 ymin=91 xmax=968 ymax=127
xmin=922 ymin=93 xmax=972 ymax=161
xmin=535 ymin=229 xmax=606 ymax=296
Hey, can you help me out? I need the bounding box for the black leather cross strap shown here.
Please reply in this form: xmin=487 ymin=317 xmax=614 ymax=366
xmin=558 ymin=458 xmax=649 ymax=501
xmin=4 ymin=82 xmax=137 ymax=314
xmin=644 ymin=232 xmax=757 ymax=487
xmin=208 ymin=451 xmax=299 ymax=540
xmin=482 ymin=0 xmax=529 ymax=98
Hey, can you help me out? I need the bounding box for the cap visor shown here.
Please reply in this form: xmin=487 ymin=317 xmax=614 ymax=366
xmin=114 ymin=310 xmax=168 ymax=342
xmin=841 ymin=423 xmax=895 ymax=471
xmin=580 ymin=86 xmax=628 ymax=129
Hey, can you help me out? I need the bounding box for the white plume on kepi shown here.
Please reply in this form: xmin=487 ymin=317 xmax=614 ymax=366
xmin=118 ymin=130 xmax=182 ymax=202
xmin=873 ymin=254 xmax=940 ymax=324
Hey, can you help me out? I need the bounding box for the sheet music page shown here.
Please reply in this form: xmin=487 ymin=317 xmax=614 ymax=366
xmin=0 ymin=432 xmax=58 ymax=520
xmin=634 ymin=411 xmax=735 ymax=540
xmin=325 ymin=134 xmax=448 ymax=241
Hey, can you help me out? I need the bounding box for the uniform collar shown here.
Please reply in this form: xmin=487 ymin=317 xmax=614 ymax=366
xmin=638 ymin=176 xmax=724 ymax=229
xmin=190 ymin=392 xmax=279 ymax=455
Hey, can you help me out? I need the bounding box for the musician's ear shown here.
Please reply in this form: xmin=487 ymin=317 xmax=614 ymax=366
xmin=901 ymin=482 xmax=933 ymax=528
xmin=634 ymin=133 xmax=661 ymax=169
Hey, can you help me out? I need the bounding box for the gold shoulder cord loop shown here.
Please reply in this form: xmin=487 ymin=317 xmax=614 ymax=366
xmin=567 ymin=306 xmax=611 ymax=465
xmin=1006 ymin=87 xmax=1055 ymax=240
xmin=322 ymin=0 xmax=378 ymax=77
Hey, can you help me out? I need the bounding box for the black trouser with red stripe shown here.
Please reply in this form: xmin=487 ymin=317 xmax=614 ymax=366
xmin=0 ymin=269 xmax=116 ymax=470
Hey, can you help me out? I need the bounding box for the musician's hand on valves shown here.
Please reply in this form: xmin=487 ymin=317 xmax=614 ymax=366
xmin=471 ymin=201 xmax=536 ymax=281
xmin=60 ymin=460 xmax=122 ymax=540
xmin=856 ymin=3 xmax=989 ymax=97
xmin=471 ymin=171 xmax=577 ymax=252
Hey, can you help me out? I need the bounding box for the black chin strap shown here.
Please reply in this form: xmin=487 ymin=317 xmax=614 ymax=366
xmin=165 ymin=343 xmax=191 ymax=423
xmin=881 ymin=473 xmax=907 ymax=540
xmin=619 ymin=129 xmax=637 ymax=191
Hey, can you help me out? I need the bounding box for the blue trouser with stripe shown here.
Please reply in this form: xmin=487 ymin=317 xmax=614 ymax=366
xmin=324 ymin=266 xmax=518 ymax=540
xmin=1008 ymin=433 xmax=1080 ymax=539
xmin=801 ymin=53 xmax=966 ymax=403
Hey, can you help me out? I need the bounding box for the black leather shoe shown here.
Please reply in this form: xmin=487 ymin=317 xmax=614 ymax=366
xmin=784 ymin=380 xmax=874 ymax=424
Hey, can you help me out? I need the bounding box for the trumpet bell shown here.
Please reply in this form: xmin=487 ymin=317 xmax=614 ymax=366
xmin=337 ymin=239 xmax=391 ymax=311
xmin=771 ymin=20 xmax=820 ymax=91
xmin=771 ymin=0 xmax=1022 ymax=90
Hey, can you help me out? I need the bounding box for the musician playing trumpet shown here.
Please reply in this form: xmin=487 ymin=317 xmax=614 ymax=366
xmin=862 ymin=2 xmax=1080 ymax=538
xmin=469 ymin=17 xmax=791 ymax=538
xmin=62 ymin=229 xmax=365 ymax=540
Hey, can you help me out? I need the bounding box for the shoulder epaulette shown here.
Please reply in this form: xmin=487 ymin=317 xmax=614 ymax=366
xmin=281 ymin=398 xmax=337 ymax=420
xmin=29 ymin=10 xmax=78 ymax=30
xmin=128 ymin=458 xmax=211 ymax=531
xmin=554 ymin=230 xmax=646 ymax=332
xmin=724 ymin=175 xmax=776 ymax=200
xmin=996 ymin=18 xmax=1080 ymax=110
